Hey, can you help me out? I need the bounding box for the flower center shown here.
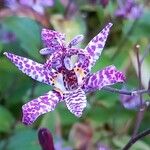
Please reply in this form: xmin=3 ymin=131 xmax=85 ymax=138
xmin=47 ymin=51 xmax=89 ymax=91
xmin=63 ymin=69 xmax=78 ymax=90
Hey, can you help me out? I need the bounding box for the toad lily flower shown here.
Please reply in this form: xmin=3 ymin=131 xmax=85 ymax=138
xmin=4 ymin=23 xmax=125 ymax=125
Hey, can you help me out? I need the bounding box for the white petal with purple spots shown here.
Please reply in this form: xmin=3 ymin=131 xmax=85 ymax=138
xmin=85 ymin=23 xmax=113 ymax=70
xmin=4 ymin=52 xmax=55 ymax=85
xmin=64 ymin=88 xmax=86 ymax=117
xmin=22 ymin=90 xmax=63 ymax=125
xmin=83 ymin=65 xmax=126 ymax=92
xmin=41 ymin=28 xmax=65 ymax=51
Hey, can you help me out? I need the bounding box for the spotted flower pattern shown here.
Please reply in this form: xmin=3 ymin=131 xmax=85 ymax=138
xmin=4 ymin=23 xmax=125 ymax=125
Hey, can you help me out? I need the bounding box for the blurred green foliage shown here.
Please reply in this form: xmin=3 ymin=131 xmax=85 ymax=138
xmin=0 ymin=0 xmax=149 ymax=150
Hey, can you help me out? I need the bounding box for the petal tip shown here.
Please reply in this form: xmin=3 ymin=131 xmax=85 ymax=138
xmin=42 ymin=28 xmax=47 ymax=31
xmin=22 ymin=115 xmax=33 ymax=126
xmin=3 ymin=52 xmax=13 ymax=59
xmin=74 ymin=112 xmax=82 ymax=118
xmin=122 ymin=73 xmax=126 ymax=82
xmin=39 ymin=48 xmax=50 ymax=55
xmin=22 ymin=120 xmax=31 ymax=126
xmin=107 ymin=22 xmax=113 ymax=29
xmin=41 ymin=28 xmax=48 ymax=33
xmin=22 ymin=106 xmax=34 ymax=126
xmin=3 ymin=52 xmax=7 ymax=56
xmin=108 ymin=22 xmax=113 ymax=26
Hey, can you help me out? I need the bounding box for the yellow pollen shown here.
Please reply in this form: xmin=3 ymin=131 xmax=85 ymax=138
xmin=74 ymin=67 xmax=85 ymax=78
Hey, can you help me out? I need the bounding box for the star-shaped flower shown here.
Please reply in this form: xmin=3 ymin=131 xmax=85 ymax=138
xmin=4 ymin=23 xmax=125 ymax=125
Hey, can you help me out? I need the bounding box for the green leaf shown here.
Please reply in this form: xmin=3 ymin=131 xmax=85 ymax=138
xmin=40 ymin=111 xmax=59 ymax=134
xmin=0 ymin=140 xmax=5 ymax=150
xmin=87 ymin=106 xmax=113 ymax=123
xmin=94 ymin=90 xmax=118 ymax=107
xmin=96 ymin=5 xmax=105 ymax=22
xmin=0 ymin=106 xmax=15 ymax=133
xmin=0 ymin=43 xmax=3 ymax=53
xmin=51 ymin=14 xmax=86 ymax=43
xmin=0 ymin=58 xmax=20 ymax=73
xmin=34 ymin=83 xmax=52 ymax=97
xmin=3 ymin=16 xmax=42 ymax=60
xmin=7 ymin=129 xmax=40 ymax=150
xmin=7 ymin=77 xmax=31 ymax=105
xmin=58 ymin=104 xmax=78 ymax=125
xmin=123 ymin=10 xmax=150 ymax=42
xmin=91 ymin=54 xmax=111 ymax=73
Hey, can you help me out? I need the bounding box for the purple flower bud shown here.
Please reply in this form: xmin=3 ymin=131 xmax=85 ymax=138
xmin=100 ymin=0 xmax=109 ymax=8
xmin=120 ymin=94 xmax=144 ymax=110
xmin=38 ymin=128 xmax=55 ymax=150
xmin=97 ymin=143 xmax=111 ymax=150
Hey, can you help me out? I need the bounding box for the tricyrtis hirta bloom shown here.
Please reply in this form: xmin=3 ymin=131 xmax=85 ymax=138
xmin=4 ymin=23 xmax=125 ymax=125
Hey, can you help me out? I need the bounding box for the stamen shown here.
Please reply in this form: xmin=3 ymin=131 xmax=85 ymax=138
xmin=53 ymin=73 xmax=67 ymax=91
xmin=64 ymin=55 xmax=78 ymax=70
xmin=74 ymin=67 xmax=86 ymax=86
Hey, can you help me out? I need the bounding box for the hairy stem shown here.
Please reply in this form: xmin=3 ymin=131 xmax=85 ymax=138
xmin=132 ymin=45 xmax=143 ymax=138
xmin=132 ymin=109 xmax=145 ymax=139
xmin=102 ymin=86 xmax=150 ymax=96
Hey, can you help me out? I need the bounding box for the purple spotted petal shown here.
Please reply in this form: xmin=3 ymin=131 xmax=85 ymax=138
xmin=64 ymin=88 xmax=86 ymax=117
xmin=44 ymin=50 xmax=64 ymax=71
xmin=41 ymin=29 xmax=65 ymax=54
xmin=85 ymin=23 xmax=113 ymax=70
xmin=22 ymin=90 xmax=63 ymax=125
xmin=39 ymin=47 xmax=57 ymax=55
xmin=68 ymin=35 xmax=84 ymax=48
xmin=83 ymin=65 xmax=126 ymax=92
xmin=4 ymin=52 xmax=55 ymax=85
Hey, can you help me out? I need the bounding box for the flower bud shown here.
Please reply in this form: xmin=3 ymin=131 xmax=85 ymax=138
xmin=38 ymin=128 xmax=55 ymax=150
